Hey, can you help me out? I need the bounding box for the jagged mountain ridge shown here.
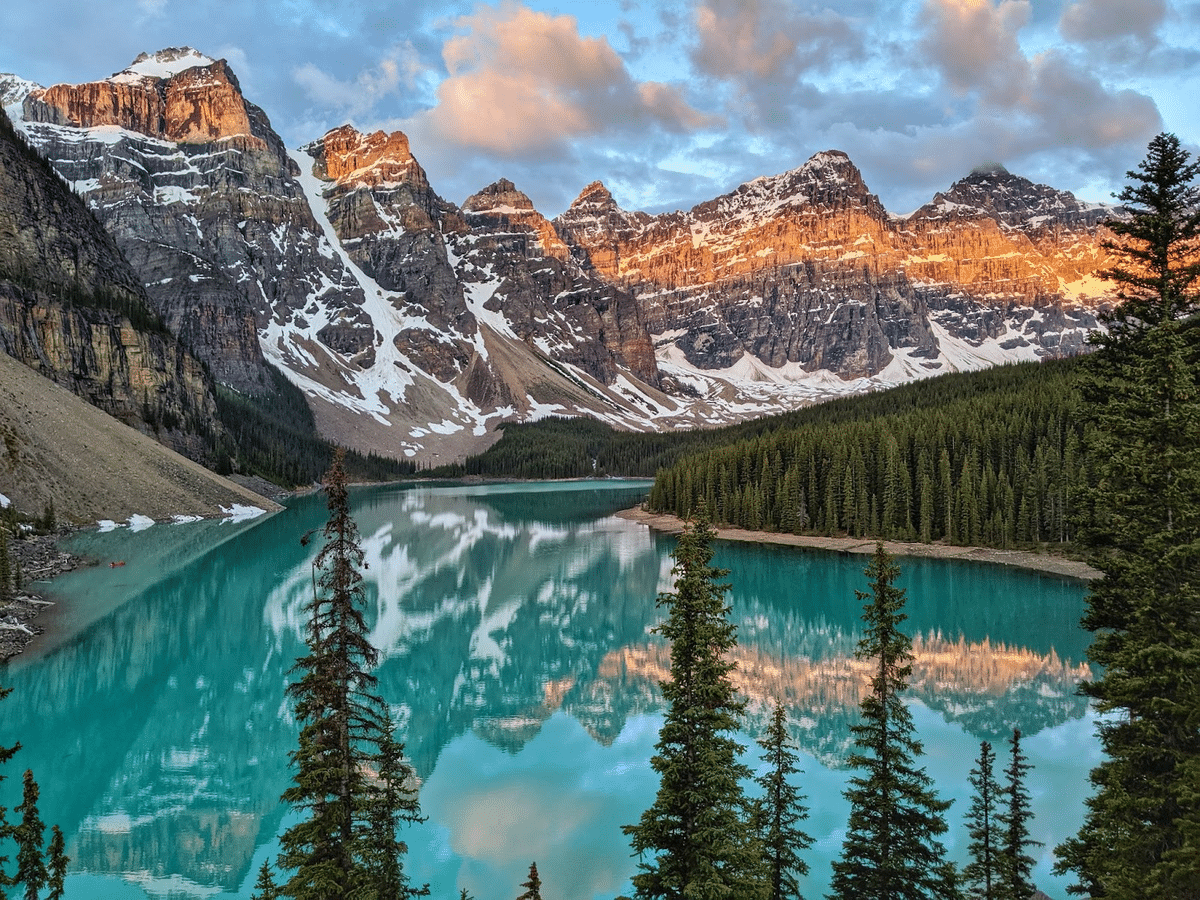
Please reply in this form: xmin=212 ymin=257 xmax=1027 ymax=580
xmin=2 ymin=49 xmax=1123 ymax=464
xmin=0 ymin=104 xmax=219 ymax=462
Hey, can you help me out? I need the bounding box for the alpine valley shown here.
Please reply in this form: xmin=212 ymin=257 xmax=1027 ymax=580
xmin=1 ymin=47 xmax=1123 ymax=469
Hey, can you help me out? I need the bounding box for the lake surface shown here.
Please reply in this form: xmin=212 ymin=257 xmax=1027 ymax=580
xmin=0 ymin=480 xmax=1098 ymax=900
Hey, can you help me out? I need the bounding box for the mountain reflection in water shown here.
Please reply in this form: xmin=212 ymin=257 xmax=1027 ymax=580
xmin=0 ymin=481 xmax=1096 ymax=900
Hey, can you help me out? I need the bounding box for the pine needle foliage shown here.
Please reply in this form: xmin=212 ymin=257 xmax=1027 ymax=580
xmin=997 ymin=729 xmax=1038 ymax=900
xmin=251 ymin=860 xmax=279 ymax=900
xmin=753 ymin=702 xmax=811 ymax=900
xmin=1054 ymin=133 xmax=1200 ymax=900
xmin=623 ymin=516 xmax=766 ymax=900
xmin=277 ymin=449 xmax=425 ymax=899
xmin=829 ymin=544 xmax=959 ymax=900
xmin=13 ymin=770 xmax=47 ymax=900
xmin=962 ymin=741 xmax=1000 ymax=900
xmin=516 ymin=862 xmax=543 ymax=900
xmin=359 ymin=710 xmax=427 ymax=900
xmin=45 ymin=825 xmax=67 ymax=900
xmin=647 ymin=359 xmax=1088 ymax=549
xmin=0 ymin=689 xmax=62 ymax=899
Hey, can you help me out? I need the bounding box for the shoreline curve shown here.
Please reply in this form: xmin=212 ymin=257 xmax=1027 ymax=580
xmin=615 ymin=507 xmax=1101 ymax=582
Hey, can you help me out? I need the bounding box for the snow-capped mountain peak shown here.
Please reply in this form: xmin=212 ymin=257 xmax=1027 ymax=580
xmin=115 ymin=47 xmax=217 ymax=82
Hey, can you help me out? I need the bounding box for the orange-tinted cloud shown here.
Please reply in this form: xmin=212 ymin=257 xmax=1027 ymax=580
xmin=421 ymin=1 xmax=718 ymax=155
xmin=920 ymin=0 xmax=1160 ymax=144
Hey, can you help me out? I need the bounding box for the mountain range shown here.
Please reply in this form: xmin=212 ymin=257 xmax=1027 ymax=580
xmin=0 ymin=47 xmax=1122 ymax=471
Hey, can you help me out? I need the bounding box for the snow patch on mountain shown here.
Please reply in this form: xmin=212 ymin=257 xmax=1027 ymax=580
xmin=116 ymin=48 xmax=216 ymax=82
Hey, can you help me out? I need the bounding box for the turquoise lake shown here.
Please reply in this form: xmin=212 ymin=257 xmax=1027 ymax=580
xmin=0 ymin=480 xmax=1098 ymax=899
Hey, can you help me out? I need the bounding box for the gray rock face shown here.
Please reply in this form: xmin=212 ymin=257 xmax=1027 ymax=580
xmin=0 ymin=105 xmax=219 ymax=462
xmin=14 ymin=51 xmax=366 ymax=395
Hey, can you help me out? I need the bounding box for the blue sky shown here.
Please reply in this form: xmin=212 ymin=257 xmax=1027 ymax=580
xmin=3 ymin=0 xmax=1198 ymax=216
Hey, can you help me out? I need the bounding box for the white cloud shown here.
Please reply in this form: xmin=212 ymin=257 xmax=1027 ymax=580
xmin=137 ymin=0 xmax=168 ymax=17
xmin=691 ymin=0 xmax=861 ymax=82
xmin=1060 ymin=0 xmax=1166 ymax=44
xmin=920 ymin=0 xmax=1033 ymax=105
xmin=292 ymin=42 xmax=422 ymax=121
xmin=918 ymin=0 xmax=1161 ymax=151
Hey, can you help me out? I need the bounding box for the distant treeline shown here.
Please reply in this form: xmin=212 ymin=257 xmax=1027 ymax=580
xmin=648 ymin=359 xmax=1089 ymax=548
xmin=455 ymin=358 xmax=1092 ymax=550
xmin=212 ymin=366 xmax=417 ymax=487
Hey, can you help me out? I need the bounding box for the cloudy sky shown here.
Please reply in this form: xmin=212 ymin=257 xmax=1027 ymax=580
xmin=3 ymin=0 xmax=1198 ymax=216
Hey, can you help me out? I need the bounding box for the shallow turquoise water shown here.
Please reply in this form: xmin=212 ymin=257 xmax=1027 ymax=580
xmin=0 ymin=480 xmax=1096 ymax=899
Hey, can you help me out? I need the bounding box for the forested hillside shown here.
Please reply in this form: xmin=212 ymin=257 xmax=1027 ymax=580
xmin=647 ymin=359 xmax=1089 ymax=549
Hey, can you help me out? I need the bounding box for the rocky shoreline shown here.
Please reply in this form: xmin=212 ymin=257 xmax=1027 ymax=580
xmin=616 ymin=507 xmax=1101 ymax=582
xmin=0 ymin=532 xmax=90 ymax=661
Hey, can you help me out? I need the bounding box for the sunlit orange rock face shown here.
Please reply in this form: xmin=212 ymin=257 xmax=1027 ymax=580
xmin=316 ymin=126 xmax=419 ymax=185
xmin=26 ymin=59 xmax=259 ymax=147
xmin=557 ymin=154 xmax=1115 ymax=303
xmin=554 ymin=154 xmax=1120 ymax=374
xmin=309 ymin=125 xmax=452 ymax=237
xmin=579 ymin=632 xmax=1091 ymax=757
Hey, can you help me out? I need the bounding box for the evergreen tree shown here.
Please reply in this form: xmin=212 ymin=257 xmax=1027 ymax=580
xmin=0 ymin=530 xmax=11 ymax=603
xmin=13 ymin=769 xmax=47 ymax=900
xmin=359 ymin=710 xmax=427 ymax=899
xmin=753 ymin=702 xmax=811 ymax=900
xmin=46 ymin=825 xmax=67 ymax=900
xmin=251 ymin=860 xmax=279 ymax=900
xmin=1098 ymin=132 xmax=1200 ymax=329
xmin=829 ymin=544 xmax=958 ymax=900
xmin=962 ymin=741 xmax=1000 ymax=900
xmin=278 ymin=449 xmax=423 ymax=899
xmin=516 ymin=862 xmax=543 ymax=900
xmin=623 ymin=516 xmax=765 ymax=900
xmin=997 ymin=730 xmax=1038 ymax=900
xmin=1055 ymin=133 xmax=1200 ymax=900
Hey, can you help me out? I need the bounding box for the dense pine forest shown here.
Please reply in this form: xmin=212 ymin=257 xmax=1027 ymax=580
xmin=646 ymin=358 xmax=1091 ymax=549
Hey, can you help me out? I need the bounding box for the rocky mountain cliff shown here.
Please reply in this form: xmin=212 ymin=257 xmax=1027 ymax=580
xmin=555 ymin=152 xmax=1118 ymax=383
xmin=2 ymin=49 xmax=1125 ymax=463
xmin=0 ymin=104 xmax=219 ymax=464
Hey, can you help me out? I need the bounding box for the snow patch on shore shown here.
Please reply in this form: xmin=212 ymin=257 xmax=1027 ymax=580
xmin=221 ymin=504 xmax=267 ymax=523
xmin=0 ymin=493 xmax=9 ymax=510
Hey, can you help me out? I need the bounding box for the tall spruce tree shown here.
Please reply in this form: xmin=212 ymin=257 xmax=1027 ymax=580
xmin=623 ymin=516 xmax=765 ymax=900
xmin=14 ymin=769 xmax=47 ymax=900
xmin=1055 ymin=133 xmax=1200 ymax=899
xmin=753 ymin=702 xmax=811 ymax=900
xmin=516 ymin=862 xmax=543 ymax=900
xmin=46 ymin=825 xmax=67 ymax=900
xmin=359 ymin=709 xmax=427 ymax=899
xmin=251 ymin=861 xmax=279 ymax=900
xmin=997 ymin=729 xmax=1038 ymax=900
xmin=828 ymin=544 xmax=958 ymax=900
xmin=962 ymin=741 xmax=1000 ymax=900
xmin=278 ymin=449 xmax=424 ymax=899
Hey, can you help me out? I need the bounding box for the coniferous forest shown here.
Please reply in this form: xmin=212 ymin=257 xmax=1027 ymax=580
xmin=643 ymin=358 xmax=1090 ymax=549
